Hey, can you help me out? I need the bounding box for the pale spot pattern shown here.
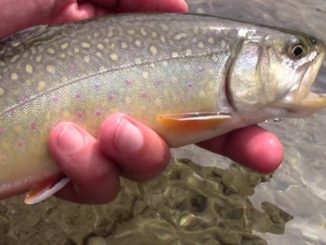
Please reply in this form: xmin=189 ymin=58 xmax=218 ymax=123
xmin=107 ymin=27 xmax=114 ymax=37
xmin=125 ymin=97 xmax=132 ymax=105
xmin=160 ymin=24 xmax=169 ymax=31
xmin=10 ymin=55 xmax=20 ymax=63
xmin=198 ymin=42 xmax=205 ymax=48
xmin=208 ymin=37 xmax=215 ymax=44
xmin=81 ymin=42 xmax=91 ymax=48
xmin=11 ymin=73 xmax=18 ymax=81
xmin=127 ymin=29 xmax=136 ymax=35
xmin=83 ymin=56 xmax=90 ymax=63
xmin=149 ymin=45 xmax=158 ymax=56
xmin=151 ymin=32 xmax=158 ymax=38
xmin=25 ymin=64 xmax=33 ymax=74
xmin=135 ymin=40 xmax=142 ymax=47
xmin=47 ymin=48 xmax=55 ymax=54
xmin=140 ymin=28 xmax=147 ymax=36
xmin=97 ymin=43 xmax=104 ymax=50
xmin=199 ymin=90 xmax=206 ymax=98
xmin=211 ymin=54 xmax=219 ymax=62
xmin=142 ymin=72 xmax=149 ymax=78
xmin=98 ymin=66 xmax=106 ymax=72
xmin=185 ymin=49 xmax=192 ymax=56
xmin=60 ymin=42 xmax=69 ymax=50
xmin=174 ymin=33 xmax=188 ymax=40
xmin=121 ymin=42 xmax=128 ymax=49
xmin=0 ymin=87 xmax=5 ymax=97
xmin=162 ymin=61 xmax=169 ymax=67
xmin=37 ymin=81 xmax=46 ymax=91
xmin=155 ymin=98 xmax=162 ymax=107
xmin=171 ymin=52 xmax=179 ymax=58
xmin=46 ymin=65 xmax=55 ymax=74
xmin=63 ymin=111 xmax=71 ymax=118
xmin=110 ymin=53 xmax=119 ymax=61
xmin=35 ymin=55 xmax=42 ymax=63
xmin=10 ymin=41 xmax=21 ymax=47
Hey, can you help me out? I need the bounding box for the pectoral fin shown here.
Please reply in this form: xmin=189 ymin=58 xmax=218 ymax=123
xmin=24 ymin=176 xmax=70 ymax=205
xmin=157 ymin=112 xmax=232 ymax=132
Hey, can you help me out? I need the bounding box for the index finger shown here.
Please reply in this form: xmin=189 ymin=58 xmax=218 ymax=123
xmin=197 ymin=126 xmax=284 ymax=173
xmin=84 ymin=0 xmax=189 ymax=12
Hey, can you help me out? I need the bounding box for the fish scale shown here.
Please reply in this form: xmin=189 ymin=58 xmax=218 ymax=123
xmin=0 ymin=13 xmax=324 ymax=203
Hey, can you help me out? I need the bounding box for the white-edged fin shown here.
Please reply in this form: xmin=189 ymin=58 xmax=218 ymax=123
xmin=24 ymin=177 xmax=71 ymax=205
xmin=157 ymin=112 xmax=232 ymax=132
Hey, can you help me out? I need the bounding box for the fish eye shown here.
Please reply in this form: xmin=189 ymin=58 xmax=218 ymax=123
xmin=288 ymin=39 xmax=307 ymax=59
xmin=292 ymin=44 xmax=305 ymax=58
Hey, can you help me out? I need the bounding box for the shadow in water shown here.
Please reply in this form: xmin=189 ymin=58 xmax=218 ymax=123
xmin=0 ymin=159 xmax=293 ymax=245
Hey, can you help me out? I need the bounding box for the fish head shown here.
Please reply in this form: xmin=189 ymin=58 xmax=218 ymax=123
xmin=228 ymin=31 xmax=326 ymax=119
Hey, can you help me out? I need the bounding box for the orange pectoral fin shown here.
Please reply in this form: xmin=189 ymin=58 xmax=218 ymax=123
xmin=157 ymin=112 xmax=232 ymax=132
xmin=24 ymin=175 xmax=70 ymax=205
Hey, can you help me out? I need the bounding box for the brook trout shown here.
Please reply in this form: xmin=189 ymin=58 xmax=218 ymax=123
xmin=0 ymin=14 xmax=325 ymax=204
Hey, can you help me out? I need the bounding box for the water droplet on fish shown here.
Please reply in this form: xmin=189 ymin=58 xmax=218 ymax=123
xmin=264 ymin=118 xmax=283 ymax=123
xmin=273 ymin=118 xmax=283 ymax=122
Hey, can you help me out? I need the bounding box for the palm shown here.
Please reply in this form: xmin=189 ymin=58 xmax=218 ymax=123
xmin=0 ymin=0 xmax=187 ymax=38
xmin=50 ymin=0 xmax=188 ymax=23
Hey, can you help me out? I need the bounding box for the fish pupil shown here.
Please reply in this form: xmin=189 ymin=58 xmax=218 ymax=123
xmin=292 ymin=45 xmax=304 ymax=58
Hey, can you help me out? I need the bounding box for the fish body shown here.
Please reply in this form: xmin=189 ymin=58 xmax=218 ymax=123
xmin=0 ymin=14 xmax=325 ymax=201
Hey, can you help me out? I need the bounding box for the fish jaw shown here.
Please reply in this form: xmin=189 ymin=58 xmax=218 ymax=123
xmin=272 ymin=46 xmax=326 ymax=115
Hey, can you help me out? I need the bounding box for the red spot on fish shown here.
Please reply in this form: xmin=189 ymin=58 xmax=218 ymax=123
xmin=95 ymin=110 xmax=102 ymax=117
xmin=51 ymin=95 xmax=59 ymax=102
xmin=107 ymin=93 xmax=115 ymax=101
xmin=75 ymin=93 xmax=81 ymax=99
xmin=30 ymin=122 xmax=37 ymax=130
xmin=140 ymin=92 xmax=147 ymax=98
xmin=77 ymin=111 xmax=83 ymax=118
xmin=125 ymin=80 xmax=133 ymax=86
xmin=19 ymin=96 xmax=29 ymax=103
xmin=155 ymin=80 xmax=163 ymax=86
xmin=94 ymin=82 xmax=101 ymax=90
xmin=197 ymin=66 xmax=204 ymax=72
xmin=0 ymin=128 xmax=4 ymax=135
xmin=0 ymin=155 xmax=6 ymax=163
xmin=15 ymin=139 xmax=26 ymax=152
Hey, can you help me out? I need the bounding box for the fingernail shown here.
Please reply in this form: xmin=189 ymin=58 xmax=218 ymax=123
xmin=114 ymin=118 xmax=144 ymax=154
xmin=56 ymin=124 xmax=85 ymax=155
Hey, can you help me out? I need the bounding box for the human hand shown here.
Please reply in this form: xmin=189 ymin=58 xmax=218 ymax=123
xmin=0 ymin=0 xmax=188 ymax=38
xmin=1 ymin=0 xmax=283 ymax=204
xmin=48 ymin=113 xmax=283 ymax=204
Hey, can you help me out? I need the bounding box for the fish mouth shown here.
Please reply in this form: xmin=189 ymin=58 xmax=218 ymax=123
xmin=277 ymin=48 xmax=326 ymax=114
xmin=296 ymin=50 xmax=326 ymax=112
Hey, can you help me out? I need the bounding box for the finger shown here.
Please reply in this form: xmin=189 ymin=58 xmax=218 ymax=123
xmin=51 ymin=1 xmax=108 ymax=24
xmin=51 ymin=0 xmax=188 ymax=24
xmin=48 ymin=122 xmax=120 ymax=204
xmin=197 ymin=125 xmax=284 ymax=173
xmin=87 ymin=0 xmax=188 ymax=12
xmin=98 ymin=113 xmax=171 ymax=181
